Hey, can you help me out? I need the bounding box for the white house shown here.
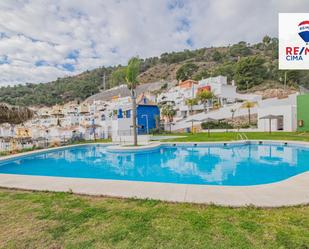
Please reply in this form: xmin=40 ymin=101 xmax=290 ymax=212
xmin=198 ymin=76 xmax=262 ymax=104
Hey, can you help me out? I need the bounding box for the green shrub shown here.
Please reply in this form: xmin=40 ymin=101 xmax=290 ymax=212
xmin=239 ymin=124 xmax=250 ymax=128
xmin=201 ymin=121 xmax=233 ymax=130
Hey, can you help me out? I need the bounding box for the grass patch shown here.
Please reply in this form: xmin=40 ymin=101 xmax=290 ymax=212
xmin=66 ymin=138 xmax=112 ymax=145
xmin=0 ymin=189 xmax=309 ymax=248
xmin=161 ymin=132 xmax=309 ymax=142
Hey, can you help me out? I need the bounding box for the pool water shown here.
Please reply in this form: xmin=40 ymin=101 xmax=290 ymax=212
xmin=0 ymin=143 xmax=309 ymax=186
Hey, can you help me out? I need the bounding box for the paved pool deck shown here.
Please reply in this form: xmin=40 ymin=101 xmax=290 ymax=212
xmin=0 ymin=140 xmax=309 ymax=207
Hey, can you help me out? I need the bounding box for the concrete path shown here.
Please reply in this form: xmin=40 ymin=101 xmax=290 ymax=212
xmin=151 ymin=135 xmax=187 ymax=140
xmin=0 ymin=173 xmax=309 ymax=207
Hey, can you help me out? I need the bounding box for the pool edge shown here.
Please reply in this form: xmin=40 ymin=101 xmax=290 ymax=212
xmin=0 ymin=172 xmax=309 ymax=207
xmin=1 ymin=140 xmax=309 ymax=207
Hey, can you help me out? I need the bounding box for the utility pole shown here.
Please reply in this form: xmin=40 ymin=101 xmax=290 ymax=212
xmin=284 ymin=71 xmax=287 ymax=90
xmin=102 ymin=72 xmax=106 ymax=90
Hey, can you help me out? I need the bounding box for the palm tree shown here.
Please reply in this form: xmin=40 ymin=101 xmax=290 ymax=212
xmin=186 ymin=98 xmax=198 ymax=115
xmin=196 ymin=90 xmax=214 ymax=113
xmin=262 ymin=35 xmax=271 ymax=51
xmin=241 ymin=101 xmax=256 ymax=125
xmin=125 ymin=57 xmax=140 ymax=146
xmin=230 ymin=108 xmax=236 ymax=121
xmin=161 ymin=104 xmax=176 ymax=133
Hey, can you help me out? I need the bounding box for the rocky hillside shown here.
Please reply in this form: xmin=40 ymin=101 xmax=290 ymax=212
xmin=0 ymin=36 xmax=308 ymax=107
xmin=239 ymin=81 xmax=298 ymax=99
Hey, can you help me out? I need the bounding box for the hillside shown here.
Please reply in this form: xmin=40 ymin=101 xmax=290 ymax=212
xmin=85 ymin=81 xmax=173 ymax=103
xmin=0 ymin=36 xmax=308 ymax=107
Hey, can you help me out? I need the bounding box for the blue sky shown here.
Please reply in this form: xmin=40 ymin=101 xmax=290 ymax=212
xmin=0 ymin=0 xmax=308 ymax=86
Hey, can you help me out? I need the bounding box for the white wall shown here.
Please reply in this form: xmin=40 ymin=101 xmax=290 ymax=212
xmin=257 ymin=105 xmax=297 ymax=132
xmin=199 ymin=76 xmax=227 ymax=86
xmin=99 ymin=117 xmax=133 ymax=138
xmin=235 ymin=93 xmax=262 ymax=102
xmin=112 ymin=135 xmax=150 ymax=144
xmin=257 ymin=94 xmax=297 ymax=132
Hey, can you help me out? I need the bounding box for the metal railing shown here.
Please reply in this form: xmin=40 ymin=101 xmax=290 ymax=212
xmin=112 ymin=129 xmax=150 ymax=145
xmin=236 ymin=133 xmax=248 ymax=141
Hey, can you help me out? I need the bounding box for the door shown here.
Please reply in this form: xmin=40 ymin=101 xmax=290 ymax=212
xmin=277 ymin=116 xmax=284 ymax=130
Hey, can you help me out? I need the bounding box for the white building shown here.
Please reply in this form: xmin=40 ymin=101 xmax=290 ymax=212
xmin=257 ymin=94 xmax=298 ymax=132
xmin=158 ymin=76 xmax=263 ymax=125
xmin=198 ymin=76 xmax=262 ymax=104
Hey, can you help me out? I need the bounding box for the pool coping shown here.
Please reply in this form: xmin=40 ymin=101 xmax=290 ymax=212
xmin=0 ymin=140 xmax=309 ymax=207
xmin=0 ymin=142 xmax=114 ymax=162
xmin=105 ymin=142 xmax=161 ymax=153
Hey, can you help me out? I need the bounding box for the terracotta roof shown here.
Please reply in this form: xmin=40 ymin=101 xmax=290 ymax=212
xmin=179 ymin=79 xmax=198 ymax=85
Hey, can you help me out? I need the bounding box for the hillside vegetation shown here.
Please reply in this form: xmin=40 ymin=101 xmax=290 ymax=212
xmin=0 ymin=36 xmax=308 ymax=107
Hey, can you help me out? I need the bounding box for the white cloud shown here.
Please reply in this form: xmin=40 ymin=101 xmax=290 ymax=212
xmin=0 ymin=0 xmax=308 ymax=86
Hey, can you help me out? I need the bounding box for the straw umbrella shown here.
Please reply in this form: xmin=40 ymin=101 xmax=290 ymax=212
xmin=200 ymin=117 xmax=217 ymax=137
xmin=259 ymin=115 xmax=280 ymax=134
xmin=0 ymin=103 xmax=34 ymax=125
xmin=0 ymin=103 xmax=34 ymax=150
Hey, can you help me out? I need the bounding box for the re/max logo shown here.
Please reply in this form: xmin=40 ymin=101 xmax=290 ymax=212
xmin=285 ymin=47 xmax=309 ymax=61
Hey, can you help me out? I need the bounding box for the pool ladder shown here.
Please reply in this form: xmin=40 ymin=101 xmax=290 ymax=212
xmin=237 ymin=133 xmax=248 ymax=141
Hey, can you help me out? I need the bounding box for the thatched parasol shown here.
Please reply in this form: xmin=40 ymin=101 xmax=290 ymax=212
xmin=0 ymin=103 xmax=34 ymax=125
xmin=200 ymin=117 xmax=217 ymax=137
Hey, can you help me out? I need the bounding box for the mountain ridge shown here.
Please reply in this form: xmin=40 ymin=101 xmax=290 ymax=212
xmin=0 ymin=36 xmax=308 ymax=107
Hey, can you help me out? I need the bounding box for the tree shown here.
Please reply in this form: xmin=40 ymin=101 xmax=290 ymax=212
xmin=230 ymin=108 xmax=236 ymax=121
xmin=125 ymin=57 xmax=140 ymax=146
xmin=285 ymin=70 xmax=301 ymax=85
xmin=161 ymin=104 xmax=176 ymax=122
xmin=109 ymin=67 xmax=126 ymax=87
xmin=161 ymin=104 xmax=176 ymax=132
xmin=186 ymin=98 xmax=198 ymax=115
xmin=196 ymin=90 xmax=214 ymax=113
xmin=229 ymin=42 xmax=251 ymax=57
xmin=193 ymin=69 xmax=210 ymax=81
xmin=270 ymin=37 xmax=279 ymax=59
xmin=262 ymin=35 xmax=271 ymax=49
xmin=212 ymin=62 xmax=236 ymax=82
xmin=234 ymin=56 xmax=267 ymax=90
xmin=176 ymin=63 xmax=198 ymax=81
xmin=241 ymin=101 xmax=257 ymax=125
xmin=212 ymin=50 xmax=222 ymax=62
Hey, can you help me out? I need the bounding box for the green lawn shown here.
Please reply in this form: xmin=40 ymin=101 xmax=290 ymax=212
xmin=161 ymin=132 xmax=309 ymax=142
xmin=0 ymin=189 xmax=309 ymax=249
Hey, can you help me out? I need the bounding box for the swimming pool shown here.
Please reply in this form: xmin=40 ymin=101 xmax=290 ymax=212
xmin=0 ymin=142 xmax=309 ymax=186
